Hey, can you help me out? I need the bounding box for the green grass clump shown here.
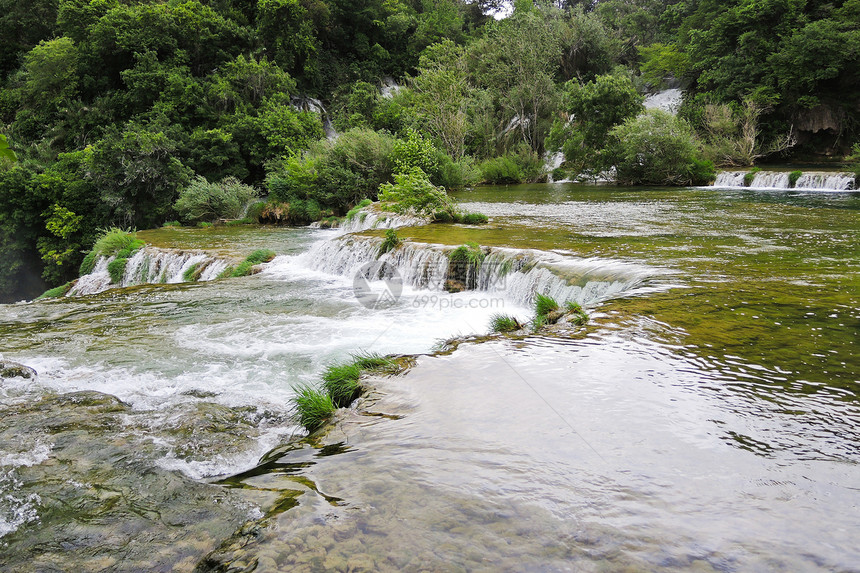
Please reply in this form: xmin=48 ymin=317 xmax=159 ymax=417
xmin=322 ymin=363 xmax=363 ymax=408
xmin=432 ymin=210 xmax=454 ymax=223
xmin=565 ymin=300 xmax=589 ymax=325
xmin=107 ymin=258 xmax=128 ymax=284
xmin=217 ymin=266 xmax=234 ymax=279
xmin=36 ymin=281 xmax=73 ymax=300
xmin=460 ymin=212 xmax=488 ymax=225
xmin=489 ymin=313 xmax=522 ymax=333
xmin=231 ymin=249 xmax=277 ymax=277
xmin=346 ymin=199 xmax=372 ymax=220
xmin=291 ymin=383 xmax=336 ymax=433
xmin=182 ymin=263 xmax=204 ymax=282
xmin=788 ymin=170 xmax=803 ymax=187
xmin=162 ymin=220 xmax=181 ymax=227
xmin=79 ymin=250 xmax=98 ymax=276
xmin=449 ymin=242 xmax=485 ymax=266
xmin=534 ymin=292 xmax=559 ymax=317
xmin=350 ymin=351 xmax=398 ymax=373
xmin=531 ymin=313 xmax=547 ymax=332
xmin=196 ymin=221 xmax=213 ymax=228
xmin=743 ymin=167 xmax=761 ymax=186
xmin=378 ymin=228 xmax=401 ymax=257
xmin=225 ymin=217 xmax=255 ymax=226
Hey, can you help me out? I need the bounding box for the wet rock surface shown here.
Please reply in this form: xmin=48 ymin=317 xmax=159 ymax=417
xmin=0 ymin=391 xmax=268 ymax=572
xmin=0 ymin=360 xmax=37 ymax=380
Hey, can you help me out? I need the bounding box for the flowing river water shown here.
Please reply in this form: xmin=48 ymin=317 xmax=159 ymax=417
xmin=0 ymin=184 xmax=857 ymax=571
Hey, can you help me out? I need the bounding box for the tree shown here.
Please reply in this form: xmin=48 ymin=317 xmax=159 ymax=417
xmin=606 ymin=109 xmax=715 ymax=186
xmin=410 ymin=40 xmax=471 ymax=160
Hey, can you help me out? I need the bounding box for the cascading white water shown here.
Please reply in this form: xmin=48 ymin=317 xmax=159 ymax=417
xmin=301 ymin=235 xmax=659 ymax=308
xmin=643 ymin=88 xmax=683 ymax=115
xmin=68 ymin=247 xmax=234 ymax=297
xmin=712 ymin=170 xmax=855 ymax=190
xmin=794 ymin=172 xmax=855 ymax=190
xmin=338 ymin=209 xmax=429 ymax=233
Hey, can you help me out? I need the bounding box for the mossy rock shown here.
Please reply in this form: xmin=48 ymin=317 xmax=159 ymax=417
xmin=0 ymin=360 xmax=37 ymax=380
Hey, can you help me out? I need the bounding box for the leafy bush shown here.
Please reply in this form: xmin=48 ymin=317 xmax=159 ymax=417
xmin=434 ymin=153 xmax=479 ymax=189
xmin=378 ymin=167 xmax=452 ymax=215
xmin=345 ymin=199 xmax=373 ymax=221
xmin=174 ymin=176 xmax=258 ymax=224
xmin=391 ymin=128 xmax=438 ymax=175
xmin=607 ymin=109 xmax=715 ymax=186
xmin=479 ymin=155 xmax=522 ymax=184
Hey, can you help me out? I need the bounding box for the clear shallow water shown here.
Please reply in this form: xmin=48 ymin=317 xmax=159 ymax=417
xmin=0 ymin=185 xmax=858 ymax=571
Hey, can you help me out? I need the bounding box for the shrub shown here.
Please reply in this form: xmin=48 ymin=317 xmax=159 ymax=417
xmin=391 ymin=128 xmax=438 ymax=175
xmin=434 ymin=153 xmax=479 ymax=189
xmin=479 ymin=155 xmax=522 ymax=184
xmin=246 ymin=201 xmax=266 ymax=222
xmin=489 ymin=313 xmax=521 ymax=333
xmin=744 ymin=167 xmax=761 ymax=186
xmin=291 ymin=383 xmax=336 ymax=433
xmin=378 ymin=229 xmax=401 ymax=257
xmin=322 ymin=363 xmax=363 ymax=408
xmin=607 ymin=109 xmax=715 ymax=186
xmin=534 ymin=292 xmax=559 ymax=317
xmin=788 ymin=170 xmax=803 ymax=187
xmin=378 ymin=167 xmax=452 ymax=215
xmin=174 ymin=176 xmax=258 ymax=224
xmin=432 ymin=211 xmax=454 ymax=223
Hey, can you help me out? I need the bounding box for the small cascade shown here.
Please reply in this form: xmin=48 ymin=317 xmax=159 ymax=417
xmin=794 ymin=172 xmax=855 ymax=190
xmin=712 ymin=170 xmax=855 ymax=191
xmin=302 ymin=235 xmax=658 ymax=308
xmin=380 ymin=77 xmax=401 ymax=99
xmin=339 ymin=208 xmax=429 ymax=233
xmin=643 ymin=88 xmax=683 ymax=115
xmin=544 ymin=151 xmax=567 ymax=183
xmin=291 ymin=95 xmax=337 ymax=140
xmin=67 ymin=247 xmax=234 ymax=297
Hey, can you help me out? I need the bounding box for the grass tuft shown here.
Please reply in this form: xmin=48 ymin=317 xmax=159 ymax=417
xmin=460 ymin=212 xmax=488 ymax=225
xmin=378 ymin=228 xmax=401 ymax=257
xmin=350 ymin=351 xmax=398 ymax=373
xmin=79 ymin=250 xmax=98 ymax=276
xmin=322 ymin=363 xmax=363 ymax=408
xmin=346 ymin=199 xmax=372 ymax=220
xmin=231 ymin=249 xmax=277 ymax=277
xmin=489 ymin=313 xmax=521 ymax=333
xmin=107 ymin=258 xmax=128 ymax=284
xmin=449 ymin=242 xmax=485 ymax=266
xmin=743 ymin=167 xmax=761 ymax=187
xmin=534 ymin=292 xmax=559 ymax=317
xmin=291 ymin=383 xmax=336 ymax=433
xmin=36 ymin=281 xmax=73 ymax=300
xmin=788 ymin=170 xmax=802 ymax=187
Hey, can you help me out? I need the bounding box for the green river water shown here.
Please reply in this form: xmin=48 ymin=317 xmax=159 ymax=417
xmin=0 ymin=184 xmax=857 ymax=572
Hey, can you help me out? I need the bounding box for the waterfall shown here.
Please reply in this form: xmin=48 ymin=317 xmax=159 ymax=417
xmin=643 ymin=88 xmax=683 ymax=115
xmin=380 ymin=77 xmax=401 ymax=99
xmin=300 ymin=235 xmax=660 ymax=308
xmin=291 ymin=95 xmax=337 ymax=140
xmin=712 ymin=170 xmax=855 ymax=191
xmin=544 ymin=151 xmax=568 ymax=183
xmin=68 ymin=247 xmax=234 ymax=297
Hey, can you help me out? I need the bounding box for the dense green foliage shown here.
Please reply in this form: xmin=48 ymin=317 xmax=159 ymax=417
xmin=0 ymin=0 xmax=856 ymax=301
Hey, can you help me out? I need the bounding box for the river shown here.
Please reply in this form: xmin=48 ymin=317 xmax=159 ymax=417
xmin=0 ymin=184 xmax=857 ymax=571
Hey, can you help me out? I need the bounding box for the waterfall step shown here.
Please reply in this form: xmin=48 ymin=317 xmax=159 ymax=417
xmin=297 ymin=234 xmax=667 ymax=308
xmin=68 ymin=247 xmax=237 ymax=297
xmin=712 ymin=170 xmax=856 ymax=191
